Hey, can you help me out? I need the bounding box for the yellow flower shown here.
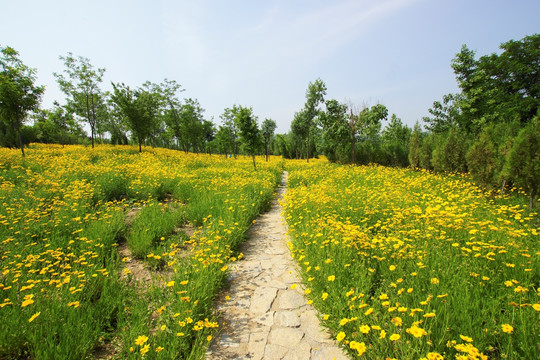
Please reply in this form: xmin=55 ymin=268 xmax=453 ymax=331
xmin=336 ymin=331 xmax=346 ymax=341
xmin=389 ymin=333 xmax=400 ymax=341
xmin=389 ymin=265 xmax=396 ymax=271
xmin=424 ymin=312 xmax=436 ymax=318
xmin=68 ymin=301 xmax=80 ymax=308
xmin=28 ymin=312 xmax=41 ymax=322
xmin=321 ymin=292 xmax=328 ymax=300
xmin=459 ymin=334 xmax=473 ymax=343
xmin=207 ymin=335 xmax=213 ymax=341
xmin=391 ymin=317 xmax=403 ymax=327
xmin=135 ymin=335 xmax=149 ymax=345
xmin=328 ymin=275 xmax=336 ymax=282
xmin=156 ymin=346 xmax=164 ymax=353
xmin=426 ymin=352 xmax=444 ymax=360
xmin=359 ymin=325 xmax=370 ymax=334
xmin=533 ymin=304 xmax=540 ymax=311
xmin=349 ymin=341 xmax=366 ymax=355
xmin=431 ymin=278 xmax=439 ymax=285
xmin=140 ymin=344 xmax=150 ymax=355
xmin=379 ymin=329 xmax=386 ymax=339
xmin=501 ymin=324 xmax=514 ymax=334
xmin=177 ymin=332 xmax=185 ymax=337
xmin=291 ymin=284 xmax=297 ymax=289
xmin=220 ymin=265 xmax=228 ymax=272
xmin=180 ymin=280 xmax=189 ymax=285
xmin=407 ymin=325 xmax=428 ymax=338
xmin=166 ymin=281 xmax=175 ymax=287
xmin=21 ymin=299 xmax=35 ymax=307
xmin=364 ymin=307 xmax=374 ymax=316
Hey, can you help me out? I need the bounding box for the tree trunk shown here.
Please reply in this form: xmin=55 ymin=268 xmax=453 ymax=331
xmin=252 ymin=155 xmax=257 ymax=171
xmin=17 ymin=125 xmax=25 ymax=157
xmin=530 ymin=188 xmax=536 ymax=210
xmin=139 ymin=139 xmax=142 ymax=153
xmin=265 ymin=138 xmax=269 ymax=161
xmin=500 ymin=179 xmax=506 ymax=196
xmin=306 ymin=131 xmax=310 ymax=163
xmin=86 ymin=94 xmax=94 ymax=148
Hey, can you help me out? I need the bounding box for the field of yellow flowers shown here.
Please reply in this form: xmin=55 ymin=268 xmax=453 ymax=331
xmin=285 ymin=161 xmax=538 ymax=360
xmin=0 ymin=144 xmax=283 ymax=360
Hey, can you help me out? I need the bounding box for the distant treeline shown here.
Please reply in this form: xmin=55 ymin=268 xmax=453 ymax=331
xmin=276 ymin=34 xmax=539 ymax=208
xmin=1 ymin=34 xmax=538 ymax=206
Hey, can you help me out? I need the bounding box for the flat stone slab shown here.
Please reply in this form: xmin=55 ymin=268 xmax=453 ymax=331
xmin=268 ymin=327 xmax=304 ymax=348
xmin=277 ymin=290 xmax=306 ymax=309
xmin=275 ymin=311 xmax=301 ymax=327
xmin=250 ymin=287 xmax=277 ymax=313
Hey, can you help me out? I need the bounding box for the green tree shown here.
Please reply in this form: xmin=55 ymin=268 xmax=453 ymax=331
xmin=466 ymin=131 xmax=497 ymax=190
xmin=261 ymin=118 xmax=277 ymax=161
xmin=381 ymin=114 xmax=411 ymax=167
xmin=503 ymin=117 xmax=540 ymax=209
xmin=0 ymin=46 xmax=44 ymax=156
xmin=54 ymin=53 xmax=105 ymax=148
xmin=422 ymin=93 xmax=462 ymax=133
xmin=220 ymin=106 xmax=242 ymax=157
xmin=409 ymin=123 xmax=422 ymax=169
xmin=303 ymin=78 xmax=327 ymax=162
xmin=235 ymin=106 xmax=261 ymax=170
xmin=111 ymin=82 xmax=158 ymax=152
xmin=318 ymin=99 xmax=349 ymax=162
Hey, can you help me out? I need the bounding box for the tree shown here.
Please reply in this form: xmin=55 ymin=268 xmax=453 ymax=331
xmin=0 ymin=45 xmax=44 ymax=156
xmin=408 ymin=123 xmax=422 ymax=169
xmin=303 ymin=78 xmax=327 ymax=162
xmin=54 ymin=53 xmax=105 ymax=148
xmin=111 ymin=82 xmax=158 ymax=152
xmin=261 ymin=118 xmax=277 ymax=161
xmin=422 ymin=93 xmax=462 ymax=133
xmin=220 ymin=106 xmax=241 ymax=157
xmin=235 ymin=106 xmax=261 ymax=170
xmin=381 ymin=114 xmax=411 ymax=167
xmin=318 ymin=99 xmax=348 ymax=162
xmin=466 ymin=131 xmax=497 ymax=190
xmin=503 ymin=117 xmax=540 ymax=209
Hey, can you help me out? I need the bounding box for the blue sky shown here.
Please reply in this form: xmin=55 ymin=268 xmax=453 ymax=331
xmin=2 ymin=0 xmax=539 ymax=133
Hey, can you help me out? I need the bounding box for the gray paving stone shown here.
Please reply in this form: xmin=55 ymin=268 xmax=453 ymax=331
xmin=268 ymin=327 xmax=304 ymax=348
xmin=250 ymin=287 xmax=277 ymax=313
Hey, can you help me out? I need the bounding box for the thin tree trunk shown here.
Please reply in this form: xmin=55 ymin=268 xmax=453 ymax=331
xmin=139 ymin=139 xmax=142 ymax=153
xmin=306 ymin=131 xmax=310 ymax=163
xmin=252 ymin=155 xmax=257 ymax=170
xmin=86 ymin=94 xmax=94 ymax=148
xmin=17 ymin=126 xmax=25 ymax=157
xmin=500 ymin=179 xmax=506 ymax=196
xmin=265 ymin=138 xmax=269 ymax=161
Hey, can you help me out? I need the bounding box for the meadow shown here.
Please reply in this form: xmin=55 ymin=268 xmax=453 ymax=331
xmin=284 ymin=160 xmax=539 ymax=360
xmin=0 ymin=144 xmax=283 ymax=359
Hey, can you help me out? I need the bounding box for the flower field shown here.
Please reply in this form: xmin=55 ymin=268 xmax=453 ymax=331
xmin=285 ymin=161 xmax=539 ymax=359
xmin=0 ymin=144 xmax=283 ymax=359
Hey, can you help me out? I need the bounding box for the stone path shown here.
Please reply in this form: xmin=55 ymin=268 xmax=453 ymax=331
xmin=206 ymin=172 xmax=349 ymax=360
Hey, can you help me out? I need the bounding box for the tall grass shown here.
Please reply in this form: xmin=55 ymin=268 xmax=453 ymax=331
xmin=0 ymin=144 xmax=283 ymax=359
xmin=285 ymin=160 xmax=538 ymax=360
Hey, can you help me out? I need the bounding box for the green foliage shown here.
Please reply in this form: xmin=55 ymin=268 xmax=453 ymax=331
xmin=0 ymin=45 xmax=44 ymax=155
xmin=466 ymin=131 xmax=497 ymax=189
xmin=408 ymin=123 xmax=422 ymax=169
xmin=503 ymin=117 xmax=540 ymax=209
xmin=54 ymin=53 xmax=105 ymax=148
xmin=234 ymin=105 xmax=261 ymax=169
xmin=127 ymin=201 xmax=185 ymax=260
xmin=111 ymin=83 xmax=159 ymax=152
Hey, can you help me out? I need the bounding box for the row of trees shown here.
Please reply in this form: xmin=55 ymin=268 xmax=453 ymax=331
xmin=0 ymin=47 xmax=277 ymax=167
xmin=276 ymin=78 xmax=412 ymax=168
xmin=278 ymin=34 xmax=538 ymax=208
